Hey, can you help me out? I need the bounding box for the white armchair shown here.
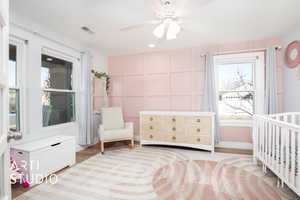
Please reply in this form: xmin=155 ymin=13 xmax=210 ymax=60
xmin=98 ymin=107 xmax=134 ymax=153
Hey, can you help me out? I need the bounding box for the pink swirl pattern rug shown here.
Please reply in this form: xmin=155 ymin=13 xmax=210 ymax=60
xmin=153 ymin=160 xmax=281 ymax=200
xmin=16 ymin=147 xmax=298 ymax=200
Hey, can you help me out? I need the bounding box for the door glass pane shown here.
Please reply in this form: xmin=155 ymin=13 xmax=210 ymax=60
xmin=42 ymin=91 xmax=75 ymax=126
xmin=9 ymin=44 xmax=17 ymax=87
xmin=9 ymin=88 xmax=20 ymax=132
xmin=41 ymin=54 xmax=73 ymax=90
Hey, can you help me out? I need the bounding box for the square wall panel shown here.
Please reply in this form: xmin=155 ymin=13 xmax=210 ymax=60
xmin=123 ymin=97 xmax=145 ymax=118
xmin=171 ymin=72 xmax=193 ymax=95
xmin=170 ymin=49 xmax=193 ymax=72
xmin=108 ymin=76 xmax=123 ymax=97
xmin=144 ymin=96 xmax=170 ymax=111
xmin=144 ymin=74 xmax=170 ymax=96
xmin=123 ymin=76 xmax=145 ymax=97
xmin=192 ymin=95 xmax=203 ymax=111
xmin=123 ymin=55 xmax=144 ymax=75
xmin=220 ymin=127 xmax=252 ymax=143
xmin=144 ymin=53 xmax=170 ymax=74
xmin=109 ymin=97 xmax=123 ymax=107
xmin=192 ymin=71 xmax=204 ymax=95
xmin=108 ymin=56 xmax=126 ymax=75
xmin=171 ymin=96 xmax=192 ymax=111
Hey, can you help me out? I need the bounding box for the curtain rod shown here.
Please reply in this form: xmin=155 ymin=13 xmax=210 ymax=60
xmin=11 ymin=22 xmax=85 ymax=54
xmin=200 ymin=45 xmax=282 ymax=57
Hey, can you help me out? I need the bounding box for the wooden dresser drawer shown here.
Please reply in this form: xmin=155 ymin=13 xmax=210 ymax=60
xmin=163 ymin=134 xmax=186 ymax=143
xmin=186 ymin=116 xmax=211 ymax=125
xmin=187 ymin=135 xmax=211 ymax=145
xmin=163 ymin=124 xmax=185 ymax=134
xmin=141 ymin=133 xmax=161 ymax=141
xmin=141 ymin=115 xmax=161 ymax=124
xmin=164 ymin=116 xmax=185 ymax=125
xmin=141 ymin=122 xmax=161 ymax=134
xmin=187 ymin=125 xmax=210 ymax=135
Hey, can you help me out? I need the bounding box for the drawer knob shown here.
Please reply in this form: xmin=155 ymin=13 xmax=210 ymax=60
xmin=150 ymin=117 xmax=153 ymax=121
xmin=172 ymin=136 xmax=176 ymax=140
xmin=197 ymin=119 xmax=201 ymax=123
xmin=197 ymin=128 xmax=201 ymax=132
xmin=172 ymin=127 xmax=176 ymax=131
xmin=197 ymin=138 xmax=201 ymax=142
xmin=150 ymin=135 xmax=153 ymax=139
xmin=172 ymin=118 xmax=176 ymax=122
xmin=150 ymin=126 xmax=153 ymax=130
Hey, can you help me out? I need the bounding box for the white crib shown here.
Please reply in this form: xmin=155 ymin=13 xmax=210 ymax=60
xmin=253 ymin=112 xmax=300 ymax=196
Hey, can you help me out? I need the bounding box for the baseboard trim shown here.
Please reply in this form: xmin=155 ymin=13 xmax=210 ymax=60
xmin=216 ymin=141 xmax=253 ymax=150
xmin=215 ymin=147 xmax=253 ymax=155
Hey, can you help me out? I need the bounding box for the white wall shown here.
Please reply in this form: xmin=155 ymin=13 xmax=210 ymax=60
xmin=9 ymin=12 xmax=107 ymax=150
xmin=282 ymin=26 xmax=300 ymax=112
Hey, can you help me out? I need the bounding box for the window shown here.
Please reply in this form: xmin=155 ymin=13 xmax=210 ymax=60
xmin=217 ymin=63 xmax=255 ymax=119
xmin=41 ymin=54 xmax=75 ymax=126
xmin=215 ymin=52 xmax=265 ymax=124
xmin=9 ymin=44 xmax=20 ymax=132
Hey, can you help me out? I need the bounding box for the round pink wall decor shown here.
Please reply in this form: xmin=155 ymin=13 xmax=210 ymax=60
xmin=285 ymin=40 xmax=300 ymax=68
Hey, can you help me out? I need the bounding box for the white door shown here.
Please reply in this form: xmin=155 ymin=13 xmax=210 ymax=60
xmin=0 ymin=0 xmax=11 ymax=199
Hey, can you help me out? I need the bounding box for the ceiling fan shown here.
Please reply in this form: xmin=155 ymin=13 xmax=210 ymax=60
xmin=120 ymin=0 xmax=190 ymax=41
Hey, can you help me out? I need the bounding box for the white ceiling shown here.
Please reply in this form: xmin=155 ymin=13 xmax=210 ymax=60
xmin=10 ymin=0 xmax=300 ymax=56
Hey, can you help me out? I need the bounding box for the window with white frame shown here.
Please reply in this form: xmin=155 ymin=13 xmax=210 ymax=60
xmin=215 ymin=52 xmax=265 ymax=123
xmin=41 ymin=53 xmax=76 ymax=127
xmin=8 ymin=43 xmax=21 ymax=132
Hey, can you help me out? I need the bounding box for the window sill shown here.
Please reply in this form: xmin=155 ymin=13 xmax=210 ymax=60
xmin=42 ymin=121 xmax=77 ymax=130
xmin=219 ymin=120 xmax=253 ymax=127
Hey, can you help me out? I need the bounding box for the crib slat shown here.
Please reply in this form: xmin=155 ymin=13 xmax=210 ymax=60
xmin=270 ymin=122 xmax=273 ymax=167
xmin=285 ymin=128 xmax=290 ymax=184
xmin=291 ymin=130 xmax=296 ymax=187
xmin=281 ymin=127 xmax=285 ymax=183
xmin=253 ymin=117 xmax=258 ymax=161
xmin=268 ymin=121 xmax=272 ymax=166
xmin=264 ymin=121 xmax=267 ymax=164
xmin=276 ymin=124 xmax=280 ymax=172
xmin=272 ymin=123 xmax=275 ymax=169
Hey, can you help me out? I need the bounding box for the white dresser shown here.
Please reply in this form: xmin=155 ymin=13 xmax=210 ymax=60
xmin=140 ymin=111 xmax=215 ymax=152
xmin=11 ymin=135 xmax=76 ymax=185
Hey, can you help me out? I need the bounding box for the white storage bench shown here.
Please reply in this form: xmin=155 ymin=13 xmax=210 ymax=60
xmin=11 ymin=135 xmax=76 ymax=186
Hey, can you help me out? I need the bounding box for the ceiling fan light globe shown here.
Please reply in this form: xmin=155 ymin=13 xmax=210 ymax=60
xmin=166 ymin=20 xmax=180 ymax=40
xmin=169 ymin=20 xmax=181 ymax=35
xmin=166 ymin=31 xmax=177 ymax=40
xmin=153 ymin=23 xmax=165 ymax=38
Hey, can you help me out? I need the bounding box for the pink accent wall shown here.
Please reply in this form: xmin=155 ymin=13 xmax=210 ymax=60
xmin=107 ymin=38 xmax=283 ymax=143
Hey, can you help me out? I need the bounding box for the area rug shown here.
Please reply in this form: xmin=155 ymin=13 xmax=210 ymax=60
xmin=15 ymin=147 xmax=298 ymax=200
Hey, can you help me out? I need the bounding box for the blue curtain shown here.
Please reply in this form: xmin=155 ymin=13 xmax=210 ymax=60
xmin=78 ymin=51 xmax=97 ymax=145
xmin=264 ymin=47 xmax=277 ymax=114
xmin=202 ymin=53 xmax=219 ymax=144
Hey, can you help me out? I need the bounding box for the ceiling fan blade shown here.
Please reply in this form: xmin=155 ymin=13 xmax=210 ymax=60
xmin=120 ymin=20 xmax=160 ymax=31
xmin=120 ymin=24 xmax=148 ymax=31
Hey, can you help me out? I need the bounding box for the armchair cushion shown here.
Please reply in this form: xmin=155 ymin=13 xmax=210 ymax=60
xmin=98 ymin=122 xmax=134 ymax=141
xmin=101 ymin=107 xmax=124 ymax=130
